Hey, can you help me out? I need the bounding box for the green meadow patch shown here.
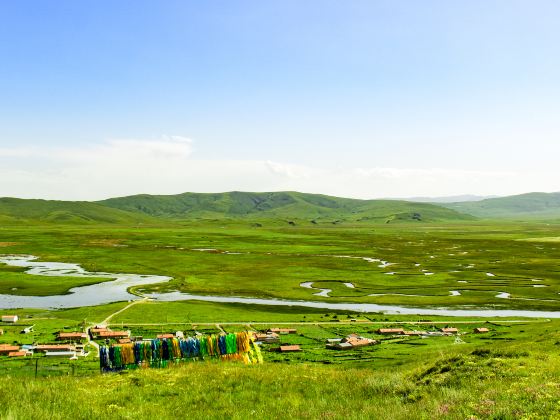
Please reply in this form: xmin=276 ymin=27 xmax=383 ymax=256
xmin=1 ymin=219 xmax=560 ymax=417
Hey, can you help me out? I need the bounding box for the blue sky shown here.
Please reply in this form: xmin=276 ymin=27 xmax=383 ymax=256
xmin=1 ymin=1 xmax=559 ymax=199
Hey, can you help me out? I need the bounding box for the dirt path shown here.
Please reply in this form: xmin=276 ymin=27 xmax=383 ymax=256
xmin=108 ymin=319 xmax=550 ymax=327
xmin=86 ymin=297 xmax=151 ymax=357
xmin=100 ymin=297 xmax=150 ymax=326
xmin=85 ymin=328 xmax=100 ymax=356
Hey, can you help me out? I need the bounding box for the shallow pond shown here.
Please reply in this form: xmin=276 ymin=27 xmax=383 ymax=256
xmin=0 ymin=255 xmax=171 ymax=309
xmin=149 ymin=291 xmax=560 ymax=318
xmin=1 ymin=255 xmax=560 ymax=318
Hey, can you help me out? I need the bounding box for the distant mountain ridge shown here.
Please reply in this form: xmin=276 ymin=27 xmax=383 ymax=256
xmin=3 ymin=190 xmax=559 ymax=224
xmin=0 ymin=197 xmax=158 ymax=224
xmin=441 ymin=192 xmax=560 ymax=219
xmin=97 ymin=191 xmax=473 ymax=223
xmin=402 ymin=194 xmax=499 ymax=203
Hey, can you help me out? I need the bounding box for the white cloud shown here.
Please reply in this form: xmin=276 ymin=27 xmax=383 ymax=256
xmin=0 ymin=147 xmax=37 ymax=158
xmin=56 ymin=135 xmax=193 ymax=162
xmin=0 ymin=137 xmax=556 ymax=200
xmin=264 ymin=161 xmax=312 ymax=179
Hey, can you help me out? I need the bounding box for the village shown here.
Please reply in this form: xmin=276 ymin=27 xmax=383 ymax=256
xmin=0 ymin=313 xmax=492 ymax=367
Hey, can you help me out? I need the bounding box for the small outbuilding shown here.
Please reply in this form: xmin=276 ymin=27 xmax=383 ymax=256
xmin=2 ymin=315 xmax=19 ymax=323
xmin=376 ymin=328 xmax=404 ymax=335
xmin=327 ymin=334 xmax=378 ymax=350
xmin=402 ymin=331 xmax=426 ymax=336
xmin=345 ymin=336 xmax=377 ymax=348
xmin=57 ymin=332 xmax=87 ymax=341
xmin=35 ymin=344 xmax=76 ymax=353
xmin=8 ymin=351 xmax=27 ymax=357
xmin=45 ymin=351 xmax=77 ymax=358
xmin=474 ymin=327 xmax=490 ymax=334
xmin=440 ymin=327 xmax=459 ymax=334
xmin=268 ymin=328 xmax=297 ymax=335
xmin=278 ymin=345 xmax=301 ymax=353
xmin=97 ymin=330 xmax=130 ymax=339
xmin=253 ymin=332 xmax=280 ymax=344
xmin=0 ymin=344 xmax=20 ymax=355
xmin=89 ymin=327 xmax=108 ymax=338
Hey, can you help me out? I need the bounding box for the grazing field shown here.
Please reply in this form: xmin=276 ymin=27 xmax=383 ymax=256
xmin=0 ymin=311 xmax=558 ymax=419
xmin=1 ymin=220 xmax=560 ymax=418
xmin=1 ymin=221 xmax=559 ymax=309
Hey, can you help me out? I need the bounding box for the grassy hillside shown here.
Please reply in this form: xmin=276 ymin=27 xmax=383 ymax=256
xmin=0 ymin=198 xmax=158 ymax=224
xmin=0 ymin=331 xmax=558 ymax=419
xmin=442 ymin=192 xmax=560 ymax=219
xmin=98 ymin=191 xmax=474 ymax=223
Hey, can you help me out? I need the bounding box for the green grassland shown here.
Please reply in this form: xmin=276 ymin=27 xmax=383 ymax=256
xmin=1 ymin=220 xmax=559 ymax=310
xmin=442 ymin=191 xmax=560 ymax=219
xmin=0 ymin=197 xmax=160 ymax=224
xmin=0 ymin=301 xmax=558 ymax=419
xmin=1 ymin=216 xmax=560 ymax=418
xmin=1 ymin=348 xmax=559 ymax=419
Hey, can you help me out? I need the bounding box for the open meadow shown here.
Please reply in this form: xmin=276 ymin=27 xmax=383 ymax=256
xmin=1 ymin=220 xmax=560 ymax=309
xmin=1 ymin=220 xmax=560 ymax=418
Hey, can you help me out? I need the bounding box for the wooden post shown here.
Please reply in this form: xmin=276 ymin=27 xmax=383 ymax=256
xmin=35 ymin=358 xmax=38 ymax=379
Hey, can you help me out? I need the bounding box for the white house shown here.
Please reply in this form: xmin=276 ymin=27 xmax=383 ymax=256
xmin=1 ymin=315 xmax=18 ymax=323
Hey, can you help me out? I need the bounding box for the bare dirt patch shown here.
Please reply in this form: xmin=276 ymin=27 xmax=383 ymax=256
xmin=0 ymin=242 xmax=20 ymax=247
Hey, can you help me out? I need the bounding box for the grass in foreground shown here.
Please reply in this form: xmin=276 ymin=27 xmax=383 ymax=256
xmin=0 ymin=341 xmax=558 ymax=419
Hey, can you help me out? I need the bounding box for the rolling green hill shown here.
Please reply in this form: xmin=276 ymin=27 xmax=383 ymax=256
xmin=97 ymin=191 xmax=474 ymax=223
xmin=0 ymin=198 xmax=158 ymax=224
xmin=441 ymin=192 xmax=560 ymax=219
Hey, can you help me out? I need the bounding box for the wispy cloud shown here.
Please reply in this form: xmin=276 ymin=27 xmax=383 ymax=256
xmin=264 ymin=161 xmax=313 ymax=179
xmin=0 ymin=137 xmax=552 ymax=200
xmin=56 ymin=135 xmax=193 ymax=162
xmin=0 ymin=147 xmax=38 ymax=158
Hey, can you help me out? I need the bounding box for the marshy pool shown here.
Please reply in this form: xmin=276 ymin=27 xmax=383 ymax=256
xmin=1 ymin=254 xmax=560 ymax=318
xmin=0 ymin=255 xmax=171 ymax=309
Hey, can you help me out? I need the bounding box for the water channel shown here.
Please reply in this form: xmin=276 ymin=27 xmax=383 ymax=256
xmin=1 ymin=255 xmax=559 ymax=318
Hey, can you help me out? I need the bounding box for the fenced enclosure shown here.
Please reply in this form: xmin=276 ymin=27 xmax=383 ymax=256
xmin=0 ymin=356 xmax=100 ymax=378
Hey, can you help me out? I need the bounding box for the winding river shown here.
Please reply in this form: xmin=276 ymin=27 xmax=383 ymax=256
xmin=1 ymin=255 xmax=559 ymax=318
xmin=0 ymin=255 xmax=171 ymax=309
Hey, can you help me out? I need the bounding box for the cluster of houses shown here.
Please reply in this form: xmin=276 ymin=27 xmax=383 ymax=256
xmin=0 ymin=314 xmax=94 ymax=359
xmin=326 ymin=333 xmax=378 ymax=350
xmin=251 ymin=325 xmax=491 ymax=354
xmin=0 ymin=344 xmax=27 ymax=358
xmin=90 ymin=326 xmax=188 ymax=344
xmin=252 ymin=328 xmax=304 ymax=352
xmin=0 ymin=313 xmax=493 ymax=360
xmin=2 ymin=329 xmax=92 ymax=358
xmin=375 ymin=326 xmax=489 ymax=336
xmin=0 ymin=342 xmax=88 ymax=359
